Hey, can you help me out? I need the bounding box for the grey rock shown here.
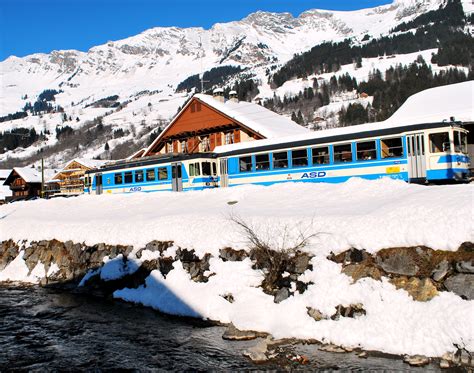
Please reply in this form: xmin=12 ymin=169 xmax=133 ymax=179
xmin=432 ymin=260 xmax=451 ymax=282
xmin=307 ymin=307 xmax=326 ymax=321
xmin=319 ymin=344 xmax=347 ymax=353
xmin=222 ymin=323 xmax=262 ymax=341
xmin=376 ymin=252 xmax=419 ymax=276
xmin=292 ymin=253 xmax=312 ymax=274
xmin=455 ymin=260 xmax=474 ymax=274
xmin=444 ymin=274 xmax=474 ymax=300
xmin=219 ymin=247 xmax=248 ymax=262
xmin=404 ymin=355 xmax=430 ymax=367
xmin=274 ymin=287 xmax=290 ymax=303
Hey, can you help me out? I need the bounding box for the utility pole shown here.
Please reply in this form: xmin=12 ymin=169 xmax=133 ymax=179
xmin=41 ymin=158 xmax=45 ymax=198
xmin=199 ymin=36 xmax=209 ymax=93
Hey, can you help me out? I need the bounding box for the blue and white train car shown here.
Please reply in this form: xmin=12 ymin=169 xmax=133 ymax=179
xmin=85 ymin=154 xmax=219 ymax=195
xmin=214 ymin=120 xmax=470 ymax=187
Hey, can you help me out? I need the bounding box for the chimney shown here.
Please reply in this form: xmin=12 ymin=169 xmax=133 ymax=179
xmin=213 ymin=88 xmax=225 ymax=103
xmin=229 ymin=90 xmax=238 ymax=103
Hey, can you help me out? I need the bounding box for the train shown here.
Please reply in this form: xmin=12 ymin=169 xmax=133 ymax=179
xmin=84 ymin=120 xmax=470 ymax=195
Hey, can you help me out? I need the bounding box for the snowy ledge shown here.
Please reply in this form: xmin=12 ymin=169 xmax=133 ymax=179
xmin=0 ymin=178 xmax=473 ymax=361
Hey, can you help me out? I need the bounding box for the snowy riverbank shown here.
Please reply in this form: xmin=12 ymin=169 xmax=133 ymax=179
xmin=0 ymin=178 xmax=473 ymax=360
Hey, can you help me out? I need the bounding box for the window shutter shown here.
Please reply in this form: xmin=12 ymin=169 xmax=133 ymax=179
xmin=216 ymin=132 xmax=222 ymax=146
xmin=234 ymin=129 xmax=241 ymax=143
xmin=210 ymin=133 xmax=216 ymax=150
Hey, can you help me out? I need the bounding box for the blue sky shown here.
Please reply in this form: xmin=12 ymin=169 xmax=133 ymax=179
xmin=0 ymin=0 xmax=392 ymax=61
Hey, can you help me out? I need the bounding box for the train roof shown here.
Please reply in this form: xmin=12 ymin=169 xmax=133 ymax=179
xmin=214 ymin=81 xmax=474 ymax=155
xmin=86 ymin=152 xmax=217 ymax=174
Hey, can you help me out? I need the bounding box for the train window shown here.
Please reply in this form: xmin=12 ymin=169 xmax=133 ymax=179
xmin=146 ymin=169 xmax=156 ymax=181
xmin=114 ymin=173 xmax=123 ymax=184
xmin=124 ymin=171 xmax=133 ymax=184
xmin=212 ymin=162 xmax=217 ymax=175
xmin=158 ymin=167 xmax=168 ymax=180
xmin=334 ymin=144 xmax=353 ymax=163
xmin=381 ymin=138 xmax=403 ymax=158
xmin=454 ymin=131 xmax=468 ymax=154
xmin=312 ymin=146 xmax=330 ymax=165
xmin=273 ymin=152 xmax=288 ymax=169
xmin=255 ymin=154 xmax=270 ymax=171
xmin=429 ymin=132 xmax=449 ymax=153
xmin=202 ymin=162 xmax=212 ymax=176
xmin=239 ymin=156 xmax=252 ymax=172
xmin=190 ymin=162 xmax=201 ymax=177
xmin=84 ymin=176 xmax=90 ymax=187
xmin=292 ymin=149 xmax=308 ymax=167
xmin=356 ymin=141 xmax=377 ymax=161
xmin=135 ymin=170 xmax=144 ymax=183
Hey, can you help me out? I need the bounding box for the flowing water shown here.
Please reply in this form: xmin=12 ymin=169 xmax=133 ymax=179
xmin=0 ymin=285 xmax=442 ymax=371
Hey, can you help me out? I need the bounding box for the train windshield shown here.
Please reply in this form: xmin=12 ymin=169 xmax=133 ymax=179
xmin=454 ymin=131 xmax=468 ymax=154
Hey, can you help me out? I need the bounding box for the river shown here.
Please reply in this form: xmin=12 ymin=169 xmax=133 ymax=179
xmin=0 ymin=285 xmax=442 ymax=371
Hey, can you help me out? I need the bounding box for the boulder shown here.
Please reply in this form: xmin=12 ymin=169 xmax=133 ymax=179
xmin=319 ymin=344 xmax=347 ymax=353
xmin=331 ymin=303 xmax=366 ymax=320
xmin=390 ymin=277 xmax=438 ymax=301
xmin=444 ymin=274 xmax=474 ymax=300
xmin=431 ymin=260 xmax=451 ymax=282
xmin=243 ymin=338 xmax=271 ymax=363
xmin=307 ymin=307 xmax=327 ymax=321
xmin=219 ymin=247 xmax=248 ymax=262
xmin=376 ymin=251 xmax=419 ymax=276
xmin=342 ymin=263 xmax=382 ymax=282
xmin=222 ymin=323 xmax=267 ymax=341
xmin=404 ymin=355 xmax=430 ymax=367
xmin=274 ymin=287 xmax=290 ymax=303
xmin=455 ymin=260 xmax=474 ymax=274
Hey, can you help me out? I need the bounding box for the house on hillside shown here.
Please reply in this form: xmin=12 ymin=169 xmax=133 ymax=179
xmin=3 ymin=167 xmax=57 ymax=201
xmin=51 ymin=158 xmax=108 ymax=196
xmin=142 ymin=89 xmax=309 ymax=157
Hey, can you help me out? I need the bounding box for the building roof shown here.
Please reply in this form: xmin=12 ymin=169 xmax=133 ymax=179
xmin=194 ymin=94 xmax=310 ymax=138
xmin=3 ymin=167 xmax=57 ymax=185
xmin=214 ymin=81 xmax=474 ymax=154
xmin=142 ymin=94 xmax=310 ymax=157
xmin=51 ymin=158 xmax=109 ymax=180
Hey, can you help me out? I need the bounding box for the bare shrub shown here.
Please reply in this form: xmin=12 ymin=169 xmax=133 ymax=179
xmin=229 ymin=213 xmax=318 ymax=294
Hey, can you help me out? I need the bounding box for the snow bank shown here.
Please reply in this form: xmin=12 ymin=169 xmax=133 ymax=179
xmin=0 ymin=178 xmax=472 ymax=255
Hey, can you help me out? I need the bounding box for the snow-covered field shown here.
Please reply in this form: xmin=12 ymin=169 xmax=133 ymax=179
xmin=0 ymin=178 xmax=473 ymax=357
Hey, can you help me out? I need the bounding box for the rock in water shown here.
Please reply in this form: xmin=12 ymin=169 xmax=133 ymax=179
xmin=222 ymin=323 xmax=263 ymax=341
xmin=243 ymin=338 xmax=270 ymax=363
xmin=404 ymin=355 xmax=430 ymax=367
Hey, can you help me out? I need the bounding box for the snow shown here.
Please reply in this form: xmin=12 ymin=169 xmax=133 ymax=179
xmin=4 ymin=167 xmax=58 ymax=184
xmin=215 ymin=81 xmax=474 ymax=154
xmin=0 ymin=178 xmax=472 ymax=357
xmin=194 ymin=94 xmax=310 ymax=138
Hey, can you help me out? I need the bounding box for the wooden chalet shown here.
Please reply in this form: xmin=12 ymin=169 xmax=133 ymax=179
xmin=3 ymin=167 xmax=56 ymax=201
xmin=51 ymin=158 xmax=107 ymax=196
xmin=142 ymin=90 xmax=309 ymax=157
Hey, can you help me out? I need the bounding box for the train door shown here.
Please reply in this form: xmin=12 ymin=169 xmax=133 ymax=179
xmin=171 ymin=163 xmax=183 ymax=192
xmin=95 ymin=174 xmax=103 ymax=195
xmin=406 ymin=133 xmax=427 ymax=182
xmin=219 ymin=158 xmax=228 ymax=188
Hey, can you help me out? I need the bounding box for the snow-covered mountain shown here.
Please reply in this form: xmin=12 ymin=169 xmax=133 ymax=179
xmin=0 ymin=0 xmax=471 ymax=167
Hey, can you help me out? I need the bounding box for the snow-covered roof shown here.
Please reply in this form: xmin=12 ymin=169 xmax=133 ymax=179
xmin=214 ymin=81 xmax=474 ymax=153
xmin=4 ymin=167 xmax=57 ymax=185
xmin=194 ymin=94 xmax=310 ymax=138
xmin=385 ymin=81 xmax=474 ymax=126
xmin=142 ymin=94 xmax=310 ymax=157
xmin=71 ymin=158 xmax=109 ymax=169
